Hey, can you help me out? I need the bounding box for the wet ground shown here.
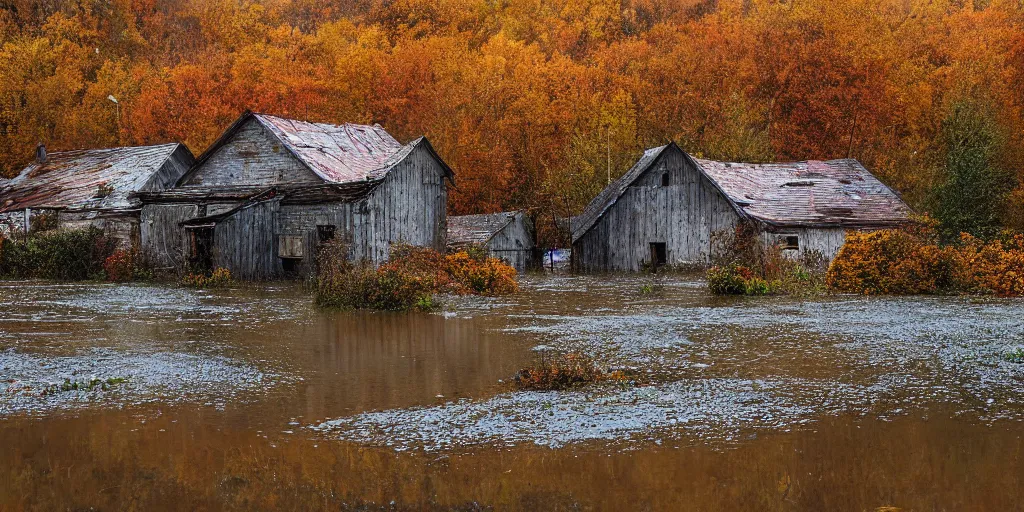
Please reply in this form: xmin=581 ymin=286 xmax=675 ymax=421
xmin=1 ymin=276 xmax=1023 ymax=510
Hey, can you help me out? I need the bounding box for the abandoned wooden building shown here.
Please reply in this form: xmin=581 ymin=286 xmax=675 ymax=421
xmin=0 ymin=143 xmax=195 ymax=245
xmin=447 ymin=211 xmax=537 ymax=272
xmin=571 ymin=142 xmax=913 ymax=272
xmin=137 ymin=111 xmax=454 ymax=279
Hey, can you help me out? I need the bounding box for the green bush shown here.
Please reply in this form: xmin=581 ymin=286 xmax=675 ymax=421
xmin=0 ymin=228 xmax=116 ymax=280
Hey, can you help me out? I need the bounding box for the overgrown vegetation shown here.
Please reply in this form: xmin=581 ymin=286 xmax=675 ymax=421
xmin=705 ymin=223 xmax=826 ymax=296
xmin=313 ymin=241 xmax=518 ymax=311
xmin=512 ymin=352 xmax=629 ymax=391
xmin=41 ymin=377 xmax=128 ymax=396
xmin=826 ymin=218 xmax=1024 ymax=296
xmin=0 ymin=228 xmax=117 ymax=280
xmin=180 ymin=267 xmax=233 ymax=288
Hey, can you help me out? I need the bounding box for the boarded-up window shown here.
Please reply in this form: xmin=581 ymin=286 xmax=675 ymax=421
xmin=317 ymin=225 xmax=336 ymax=243
xmin=279 ymin=235 xmax=304 ymax=258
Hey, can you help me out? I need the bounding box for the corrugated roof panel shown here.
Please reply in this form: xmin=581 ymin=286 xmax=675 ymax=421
xmin=447 ymin=211 xmax=518 ymax=246
xmin=254 ymin=114 xmax=404 ymax=184
xmin=0 ymin=143 xmax=182 ymax=213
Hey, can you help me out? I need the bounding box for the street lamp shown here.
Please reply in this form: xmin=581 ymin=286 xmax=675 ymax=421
xmin=107 ymin=95 xmax=120 ymax=127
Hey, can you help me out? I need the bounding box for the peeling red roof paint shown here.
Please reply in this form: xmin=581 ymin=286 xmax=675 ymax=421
xmin=0 ymin=143 xmax=186 ymax=213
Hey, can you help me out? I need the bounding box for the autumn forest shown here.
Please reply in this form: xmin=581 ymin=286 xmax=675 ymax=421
xmin=2 ymin=0 xmax=1023 ymax=240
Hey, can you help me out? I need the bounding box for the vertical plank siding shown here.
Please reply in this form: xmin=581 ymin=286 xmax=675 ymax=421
xmin=140 ymin=204 xmax=200 ymax=269
xmin=485 ymin=212 xmax=535 ymax=272
xmin=141 ymin=135 xmax=450 ymax=279
xmin=573 ymin=150 xmax=740 ymax=272
xmin=212 ymin=198 xmax=280 ymax=279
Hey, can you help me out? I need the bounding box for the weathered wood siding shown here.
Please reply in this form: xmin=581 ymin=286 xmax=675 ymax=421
xmin=573 ymin=150 xmax=740 ymax=271
xmin=212 ymin=198 xmax=280 ymax=279
xmin=486 ymin=212 xmax=535 ymax=272
xmin=142 ymin=144 xmax=196 ymax=192
xmin=359 ymin=144 xmax=449 ymax=262
xmin=762 ymin=227 xmax=848 ymax=261
xmin=276 ymin=202 xmax=359 ymax=275
xmin=140 ymin=204 xmax=200 ymax=269
xmin=179 ymin=118 xmax=321 ymax=187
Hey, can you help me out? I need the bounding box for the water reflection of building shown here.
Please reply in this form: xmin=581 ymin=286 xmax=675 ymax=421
xmin=571 ymin=142 xmax=913 ymax=272
xmin=136 ymin=111 xmax=455 ymax=279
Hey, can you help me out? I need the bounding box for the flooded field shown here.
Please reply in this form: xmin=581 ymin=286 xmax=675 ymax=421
xmin=2 ymin=276 xmax=1023 ymax=510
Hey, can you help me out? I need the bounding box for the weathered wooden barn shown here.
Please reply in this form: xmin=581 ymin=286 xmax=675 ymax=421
xmin=0 ymin=143 xmax=195 ymax=245
xmin=571 ymin=142 xmax=912 ymax=272
xmin=137 ymin=111 xmax=454 ymax=279
xmin=447 ymin=211 xmax=536 ymax=272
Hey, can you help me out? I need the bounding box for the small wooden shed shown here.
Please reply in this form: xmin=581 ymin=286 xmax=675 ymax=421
xmin=137 ymin=111 xmax=455 ymax=279
xmin=571 ymin=142 xmax=913 ymax=272
xmin=0 ymin=143 xmax=195 ymax=245
xmin=447 ymin=211 xmax=536 ymax=272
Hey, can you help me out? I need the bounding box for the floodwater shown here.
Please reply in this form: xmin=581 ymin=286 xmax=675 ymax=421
xmin=2 ymin=276 xmax=1023 ymax=510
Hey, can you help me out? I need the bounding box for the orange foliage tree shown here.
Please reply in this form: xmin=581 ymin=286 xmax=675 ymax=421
xmin=3 ymin=0 xmax=1024 ymax=240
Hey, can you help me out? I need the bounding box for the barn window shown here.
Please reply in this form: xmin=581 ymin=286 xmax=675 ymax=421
xmin=317 ymin=225 xmax=336 ymax=243
xmin=661 ymin=172 xmax=670 ymax=186
xmin=278 ymin=235 xmax=304 ymax=258
xmin=782 ymin=235 xmax=800 ymax=250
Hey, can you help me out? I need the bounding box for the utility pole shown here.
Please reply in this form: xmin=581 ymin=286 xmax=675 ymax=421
xmin=607 ymin=124 xmax=612 ymax=185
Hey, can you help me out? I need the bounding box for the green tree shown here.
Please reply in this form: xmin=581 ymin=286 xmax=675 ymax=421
xmin=933 ymin=98 xmax=1015 ymax=241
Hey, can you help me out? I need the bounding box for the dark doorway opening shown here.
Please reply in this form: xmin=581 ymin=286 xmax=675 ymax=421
xmin=281 ymin=257 xmax=300 ymax=273
xmin=661 ymin=172 xmax=670 ymax=186
xmin=186 ymin=226 xmax=215 ymax=271
xmin=650 ymin=242 xmax=667 ymax=272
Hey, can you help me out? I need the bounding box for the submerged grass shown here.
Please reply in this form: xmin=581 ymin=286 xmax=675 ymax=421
xmin=512 ymin=352 xmax=631 ymax=391
xmin=41 ymin=377 xmax=128 ymax=396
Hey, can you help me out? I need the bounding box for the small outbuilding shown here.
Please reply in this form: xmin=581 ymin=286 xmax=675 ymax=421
xmin=447 ymin=211 xmax=536 ymax=272
xmin=0 ymin=143 xmax=195 ymax=245
xmin=571 ymin=142 xmax=912 ymax=272
xmin=137 ymin=111 xmax=454 ymax=279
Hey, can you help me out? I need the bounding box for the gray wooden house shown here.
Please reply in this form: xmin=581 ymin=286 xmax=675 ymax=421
xmin=0 ymin=143 xmax=195 ymax=245
xmin=571 ymin=142 xmax=912 ymax=272
xmin=447 ymin=211 xmax=536 ymax=272
xmin=137 ymin=112 xmax=454 ymax=279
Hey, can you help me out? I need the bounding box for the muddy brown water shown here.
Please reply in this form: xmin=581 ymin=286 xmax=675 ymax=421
xmin=1 ymin=276 xmax=1023 ymax=510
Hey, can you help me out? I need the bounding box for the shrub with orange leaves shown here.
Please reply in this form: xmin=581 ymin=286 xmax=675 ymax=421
xmin=826 ymin=223 xmax=1024 ymax=296
xmin=513 ymin=352 xmax=630 ymax=391
xmin=314 ymin=241 xmax=519 ymax=310
xmin=444 ymin=251 xmax=519 ymax=296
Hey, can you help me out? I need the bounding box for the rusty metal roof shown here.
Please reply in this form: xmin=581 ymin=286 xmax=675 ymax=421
xmin=184 ymin=112 xmax=454 ymax=187
xmin=447 ymin=211 xmax=520 ymax=247
xmin=572 ymin=143 xmax=912 ymax=242
xmin=254 ymin=114 xmax=404 ymax=183
xmin=0 ymin=143 xmax=188 ymax=214
xmin=694 ymin=157 xmax=913 ymax=228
